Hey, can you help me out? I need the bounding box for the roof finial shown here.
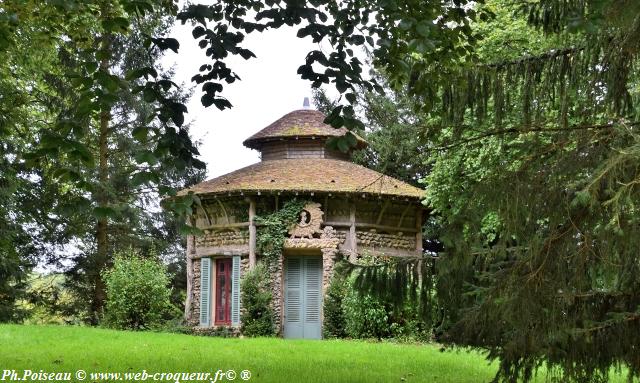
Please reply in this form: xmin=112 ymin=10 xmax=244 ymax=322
xmin=303 ymin=97 xmax=311 ymax=109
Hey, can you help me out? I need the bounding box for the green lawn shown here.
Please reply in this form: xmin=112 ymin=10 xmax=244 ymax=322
xmin=0 ymin=325 xmax=624 ymax=383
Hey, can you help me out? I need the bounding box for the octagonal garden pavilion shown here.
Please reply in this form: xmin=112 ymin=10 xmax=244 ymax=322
xmin=179 ymin=105 xmax=425 ymax=339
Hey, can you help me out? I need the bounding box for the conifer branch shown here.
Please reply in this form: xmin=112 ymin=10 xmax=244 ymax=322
xmin=432 ymin=121 xmax=639 ymax=151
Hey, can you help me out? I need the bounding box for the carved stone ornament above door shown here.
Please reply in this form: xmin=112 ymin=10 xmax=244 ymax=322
xmin=288 ymin=202 xmax=324 ymax=238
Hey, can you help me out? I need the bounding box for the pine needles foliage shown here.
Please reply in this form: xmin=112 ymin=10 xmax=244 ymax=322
xmin=354 ymin=90 xmax=640 ymax=382
xmin=422 ymin=3 xmax=640 ymax=380
xmin=404 ymin=1 xmax=640 ymax=141
xmin=348 ymin=256 xmax=437 ymax=327
xmin=432 ymin=124 xmax=640 ymax=382
xmin=342 ymin=256 xmax=437 ymax=341
xmin=348 ymin=1 xmax=640 ymax=380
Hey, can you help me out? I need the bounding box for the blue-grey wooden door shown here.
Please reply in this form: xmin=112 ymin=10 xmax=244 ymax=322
xmin=284 ymin=255 xmax=322 ymax=339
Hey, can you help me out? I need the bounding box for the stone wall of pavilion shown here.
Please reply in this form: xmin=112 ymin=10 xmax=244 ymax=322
xmin=188 ymin=258 xmax=201 ymax=327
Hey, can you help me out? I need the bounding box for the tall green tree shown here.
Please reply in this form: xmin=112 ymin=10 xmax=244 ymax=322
xmin=63 ymin=11 xmax=204 ymax=322
xmin=420 ymin=2 xmax=640 ymax=381
xmin=0 ymin=152 xmax=34 ymax=322
xmin=314 ymin=84 xmax=429 ymax=187
xmin=0 ymin=1 xmax=65 ymax=322
xmin=0 ymin=0 xmax=204 ymax=322
xmin=350 ymin=1 xmax=640 ymax=381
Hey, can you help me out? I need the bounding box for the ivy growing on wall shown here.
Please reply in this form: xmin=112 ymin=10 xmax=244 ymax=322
xmin=247 ymin=198 xmax=307 ymax=336
xmin=255 ymin=199 xmax=307 ymax=263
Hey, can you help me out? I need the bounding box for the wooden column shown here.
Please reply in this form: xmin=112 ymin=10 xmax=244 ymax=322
xmin=184 ymin=216 xmax=196 ymax=321
xmin=349 ymin=201 xmax=357 ymax=262
xmin=415 ymin=207 xmax=423 ymax=253
xmin=249 ymin=198 xmax=257 ymax=269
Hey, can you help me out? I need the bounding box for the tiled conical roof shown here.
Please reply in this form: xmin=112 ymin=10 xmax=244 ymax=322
xmin=242 ymin=109 xmax=367 ymax=149
xmin=178 ymin=159 xmax=424 ymax=199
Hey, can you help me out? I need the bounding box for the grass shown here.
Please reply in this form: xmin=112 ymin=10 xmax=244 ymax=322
xmin=0 ymin=325 xmax=627 ymax=383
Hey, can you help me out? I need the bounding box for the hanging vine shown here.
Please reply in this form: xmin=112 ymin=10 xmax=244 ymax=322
xmin=255 ymin=198 xmax=308 ymax=264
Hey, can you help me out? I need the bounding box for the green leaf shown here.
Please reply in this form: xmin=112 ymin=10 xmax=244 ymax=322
xmin=151 ymin=37 xmax=179 ymax=53
xmin=132 ymin=126 xmax=150 ymax=141
xmin=202 ymin=82 xmax=223 ymax=94
xmin=95 ymin=49 xmax=110 ymax=61
xmin=345 ymin=131 xmax=358 ymax=147
xmin=201 ymin=94 xmax=232 ymax=110
xmin=238 ymin=48 xmax=256 ymax=60
xmin=192 ymin=26 xmax=206 ymax=39
xmin=68 ymin=141 xmax=95 ymax=166
xmin=167 ymin=101 xmax=188 ymax=126
xmin=52 ymin=167 xmax=80 ymax=182
xmin=158 ymin=185 xmax=176 ymax=197
xmin=123 ymin=0 xmax=155 ymax=16
xmin=95 ymin=70 xmax=121 ymax=93
xmin=326 ymin=138 xmax=339 ymax=151
xmin=328 ymin=115 xmax=344 ymax=128
xmin=399 ymin=19 xmax=413 ymax=31
xmin=96 ymin=91 xmax=119 ymax=106
xmin=350 ymin=35 xmax=365 ymax=45
xmin=336 ymin=80 xmax=349 ymax=93
xmin=40 ymin=132 xmax=64 ymax=149
xmin=157 ymin=79 xmax=176 ymax=91
xmin=324 ymin=106 xmax=343 ymax=125
xmin=336 ymin=137 xmax=350 ymax=153
xmin=134 ymin=150 xmax=158 ymax=165
xmin=83 ymin=61 xmax=98 ymax=73
xmin=125 ymin=67 xmax=158 ymax=80
xmin=416 ymin=22 xmax=431 ymax=37
xmin=143 ymin=87 xmax=157 ymax=103
xmin=102 ymin=17 xmax=130 ymax=33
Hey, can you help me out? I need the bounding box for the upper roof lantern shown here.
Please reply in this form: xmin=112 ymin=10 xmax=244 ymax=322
xmin=242 ymin=108 xmax=367 ymax=151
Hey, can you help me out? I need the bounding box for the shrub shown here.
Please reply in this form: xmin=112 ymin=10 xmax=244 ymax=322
xmin=103 ymin=251 xmax=177 ymax=330
xmin=323 ymin=271 xmax=348 ymax=338
xmin=21 ymin=273 xmax=85 ymax=325
xmin=340 ymin=274 xmax=433 ymax=341
xmin=388 ymin=316 xmax=432 ymax=343
xmin=342 ymin=287 xmax=390 ymax=339
xmin=240 ymin=263 xmax=275 ymax=336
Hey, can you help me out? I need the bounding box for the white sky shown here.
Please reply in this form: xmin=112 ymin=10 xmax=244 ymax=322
xmin=164 ymin=22 xmax=328 ymax=178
